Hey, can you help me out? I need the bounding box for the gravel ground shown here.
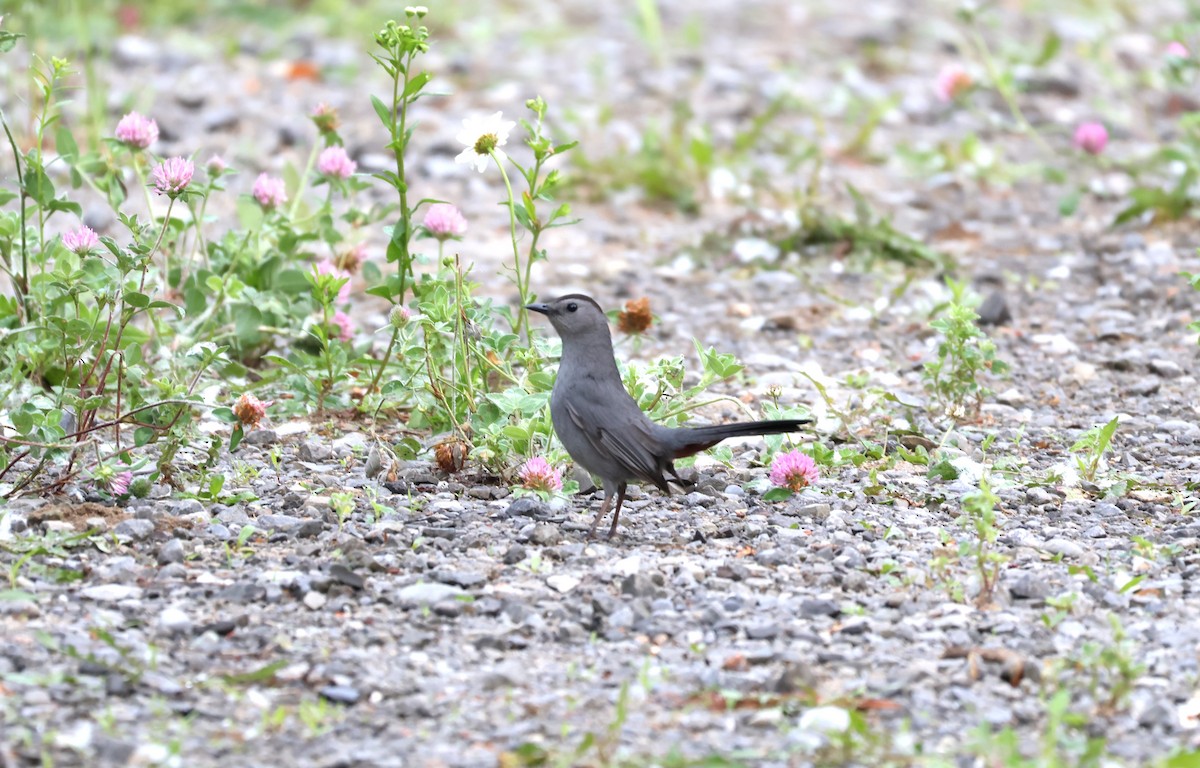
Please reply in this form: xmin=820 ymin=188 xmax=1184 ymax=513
xmin=2 ymin=1 xmax=1200 ymax=766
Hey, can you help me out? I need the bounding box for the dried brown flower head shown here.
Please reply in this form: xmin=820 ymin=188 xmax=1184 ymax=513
xmin=335 ymin=242 xmax=366 ymax=274
xmin=232 ymin=393 xmax=274 ymax=429
xmin=616 ymin=297 xmax=652 ymax=335
xmin=434 ymin=439 xmax=467 ymax=474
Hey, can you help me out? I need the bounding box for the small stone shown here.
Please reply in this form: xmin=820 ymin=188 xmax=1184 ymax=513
xmin=156 ymin=539 xmax=186 ymax=565
xmin=298 ymin=441 xmax=334 ymax=462
xmin=745 ymin=622 xmax=782 ymax=639
xmin=242 ymin=429 xmax=279 ymax=446
xmin=216 ymin=507 xmax=251 ymax=526
xmin=503 ymin=545 xmax=527 ymax=565
xmin=613 ymin=555 xmax=642 ymax=577
xmin=547 ymin=574 xmax=581 ymax=593
xmin=432 ymin=570 xmax=486 ymax=589
xmin=1071 ymin=362 xmax=1097 ymax=384
xmin=396 ymin=582 xmax=464 ymax=606
xmin=433 ymin=600 xmax=463 ymax=617
xmin=171 ymin=499 xmax=205 ymax=516
xmin=332 ymin=432 xmax=368 ymax=453
xmin=156 ymin=563 xmax=187 ymax=581
xmin=257 ymin=514 xmax=304 ymax=534
xmin=319 ymin=685 xmax=360 ymax=705
xmin=79 ymin=584 xmax=143 ymax=602
xmin=303 ymin=591 xmax=327 ymax=610
xmin=329 ymin=564 xmax=365 ymax=590
xmin=1041 ymin=538 xmax=1085 ymax=558
xmin=799 ymin=598 xmax=840 ymax=618
xmin=203 ymin=107 xmax=241 ymax=132
xmin=1007 ymin=572 xmax=1050 ymax=600
xmin=205 ymin=523 xmax=231 ymax=541
xmin=93 ymin=736 xmax=136 ymax=766
xmin=1161 ymin=420 xmax=1200 ymax=441
xmin=1148 ymin=359 xmax=1183 ymax=378
xmin=1083 ymin=525 xmax=1107 ymax=538
xmin=114 ymin=518 xmax=155 ymax=541
xmin=622 ymin=573 xmax=661 ymax=599
xmin=1121 ymin=378 xmax=1160 ymax=397
xmin=297 ymin=520 xmax=325 ymax=538
xmin=1025 ymin=487 xmax=1057 ymax=506
xmin=529 ymin=523 xmax=562 ymax=546
xmin=158 ymin=606 xmax=191 ymax=635
xmin=797 ymin=503 xmax=832 ymax=519
xmin=994 ymin=388 xmax=1025 ymax=406
xmin=503 ymin=497 xmax=550 ymax=519
xmin=976 ymin=291 xmax=1012 ymax=326
xmin=219 ymin=582 xmax=265 ymax=604
xmin=798 ymin=705 xmax=851 ymax=734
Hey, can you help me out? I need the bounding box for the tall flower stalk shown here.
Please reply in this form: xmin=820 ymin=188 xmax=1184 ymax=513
xmin=455 ymin=98 xmax=578 ymax=344
xmin=367 ymin=7 xmax=432 ymax=389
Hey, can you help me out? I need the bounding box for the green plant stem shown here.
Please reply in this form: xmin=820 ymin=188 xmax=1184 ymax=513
xmin=77 ymin=196 xmax=175 ymax=443
xmin=287 ymin=142 xmax=320 ymax=221
xmin=492 ymin=151 xmax=527 ymax=340
xmin=391 ymin=50 xmax=415 ymax=303
xmin=519 ymin=156 xmax=546 ymax=308
xmin=131 ymin=153 xmax=156 ymax=225
xmin=964 ymin=23 xmax=1054 ymax=158
xmin=452 ymin=252 xmax=475 ymax=409
xmin=367 ymin=48 xmax=418 ymax=396
xmin=368 ymin=328 xmax=399 ymax=395
xmin=0 ymin=112 xmax=30 ymax=321
xmin=657 ymin=395 xmax=757 ymax=423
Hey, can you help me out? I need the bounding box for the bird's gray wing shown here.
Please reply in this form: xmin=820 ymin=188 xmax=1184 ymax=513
xmin=565 ymin=400 xmax=668 ymax=490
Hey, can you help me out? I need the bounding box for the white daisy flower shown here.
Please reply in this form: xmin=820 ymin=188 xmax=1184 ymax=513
xmin=454 ymin=112 xmax=516 ymax=173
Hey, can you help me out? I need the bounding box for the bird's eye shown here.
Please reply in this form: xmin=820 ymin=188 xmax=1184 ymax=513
xmin=566 ymin=302 xmax=578 ymax=313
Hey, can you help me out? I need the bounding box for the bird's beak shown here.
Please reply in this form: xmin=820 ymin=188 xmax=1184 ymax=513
xmin=525 ymin=302 xmax=551 ymax=315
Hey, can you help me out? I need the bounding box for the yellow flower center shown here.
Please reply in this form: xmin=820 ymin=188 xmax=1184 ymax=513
xmin=474 ymin=133 xmax=498 ymax=155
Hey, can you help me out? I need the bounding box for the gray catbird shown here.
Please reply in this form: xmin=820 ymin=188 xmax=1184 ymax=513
xmin=527 ymin=294 xmax=810 ymax=539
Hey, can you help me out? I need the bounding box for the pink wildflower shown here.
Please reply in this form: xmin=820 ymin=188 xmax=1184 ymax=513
xmin=108 ymin=471 xmax=133 ymax=496
xmin=331 ymin=310 xmax=354 ymax=342
xmin=314 ymin=259 xmax=352 ymax=304
xmin=311 ymin=103 xmax=340 ymax=135
xmin=152 ymin=157 xmax=195 ymax=197
xmin=1073 ymin=122 xmax=1108 ymax=155
xmin=423 ymin=203 xmax=468 ymax=240
xmin=768 ymin=450 xmax=818 ymax=493
xmin=206 ymin=155 xmax=227 ymax=175
xmin=114 ymin=111 xmax=158 ymax=149
xmin=934 ymin=64 xmax=972 ymax=103
xmin=317 ymin=146 xmax=356 ymax=179
xmin=1167 ymin=41 xmax=1190 ymax=59
xmin=389 ymin=305 xmax=411 ymax=329
xmin=252 ymin=173 xmax=288 ymax=209
xmin=518 ymin=457 xmax=563 ymax=493
xmin=63 ymin=226 xmax=100 ymax=255
xmin=233 ymin=393 xmax=274 ymax=429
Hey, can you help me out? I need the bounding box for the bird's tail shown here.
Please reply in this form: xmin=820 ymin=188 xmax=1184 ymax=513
xmin=666 ymin=418 xmax=810 ymax=459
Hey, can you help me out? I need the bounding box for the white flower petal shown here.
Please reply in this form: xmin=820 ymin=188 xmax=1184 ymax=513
xmin=454 ymin=147 xmax=488 ymax=173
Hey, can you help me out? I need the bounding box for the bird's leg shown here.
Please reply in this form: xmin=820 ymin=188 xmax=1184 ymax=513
xmin=587 ymin=487 xmax=613 ymax=541
xmin=606 ymin=483 xmax=627 ymax=540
